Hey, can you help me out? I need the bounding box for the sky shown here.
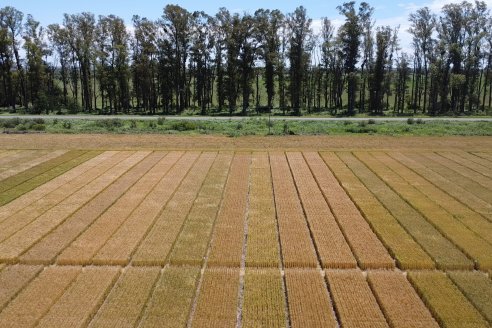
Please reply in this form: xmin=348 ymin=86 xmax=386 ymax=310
xmin=1 ymin=0 xmax=492 ymax=53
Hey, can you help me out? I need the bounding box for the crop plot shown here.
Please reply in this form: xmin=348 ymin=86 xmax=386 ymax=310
xmin=0 ymin=144 xmax=490 ymax=327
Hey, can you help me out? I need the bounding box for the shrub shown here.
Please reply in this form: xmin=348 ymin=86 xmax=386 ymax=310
xmin=16 ymin=124 xmax=28 ymax=131
xmin=368 ymin=119 xmax=376 ymax=125
xmin=97 ymin=119 xmax=123 ymax=130
xmin=0 ymin=118 xmax=21 ymax=128
xmin=416 ymin=118 xmax=425 ymax=124
xmin=157 ymin=117 xmax=166 ymax=125
xmin=129 ymin=120 xmax=137 ymax=129
xmin=31 ymin=124 xmax=46 ymax=131
xmin=62 ymin=121 xmax=72 ymax=129
xmin=170 ymin=120 xmax=197 ymax=131
xmin=407 ymin=118 xmax=415 ymax=125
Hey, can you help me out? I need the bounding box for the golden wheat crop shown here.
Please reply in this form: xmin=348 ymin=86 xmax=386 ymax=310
xmin=447 ymin=271 xmax=492 ymax=323
xmin=207 ymin=153 xmax=250 ymax=267
xmin=422 ymin=152 xmax=492 ymax=191
xmin=269 ymin=152 xmax=318 ymax=268
xmin=287 ymin=152 xmax=357 ymax=269
xmin=305 ymin=151 xmax=395 ymax=269
xmin=0 ymin=151 xmax=112 ymax=223
xmin=131 ymin=152 xmax=216 ymax=266
xmin=389 ymin=151 xmax=492 ymax=221
xmin=367 ymin=271 xmax=439 ymax=328
xmin=91 ymin=152 xmax=200 ymax=266
xmin=0 ymin=150 xmax=99 ymax=206
xmin=285 ymin=269 xmax=337 ymax=328
xmin=320 ymin=151 xmax=435 ymax=270
xmin=191 ymin=267 xmax=240 ymax=328
xmin=472 ymin=152 xmax=492 ymax=162
xmin=356 ymin=151 xmax=492 ymax=269
xmin=0 ymin=264 xmax=42 ymax=311
xmin=0 ymin=266 xmax=81 ymax=327
xmin=408 ymin=271 xmax=489 ymax=328
xmin=0 ymin=151 xmax=129 ymax=244
xmin=412 ymin=152 xmax=492 ymax=204
xmin=438 ymin=151 xmax=492 ymax=178
xmin=0 ymin=150 xmax=43 ymax=170
xmin=55 ymin=151 xmax=183 ymax=265
xmin=88 ymin=267 xmax=160 ymax=328
xmin=242 ymin=268 xmax=286 ymax=328
xmin=37 ymin=266 xmax=120 ymax=328
xmin=139 ymin=266 xmax=200 ymax=328
xmin=325 ymin=269 xmax=389 ymax=328
xmin=0 ymin=151 xmax=143 ymax=263
xmin=372 ymin=151 xmax=492 ymax=243
xmin=19 ymin=152 xmax=163 ymax=265
xmin=334 ymin=151 xmax=473 ymax=270
xmin=0 ymin=150 xmax=19 ymax=163
xmin=245 ymin=153 xmax=281 ymax=268
xmin=169 ymin=153 xmax=233 ymax=266
xmin=0 ymin=150 xmax=65 ymax=181
xmin=0 ymin=149 xmax=85 ymax=195
xmin=456 ymin=151 xmax=492 ymax=168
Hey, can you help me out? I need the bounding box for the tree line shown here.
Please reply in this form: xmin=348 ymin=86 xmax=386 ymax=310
xmin=0 ymin=1 xmax=491 ymax=116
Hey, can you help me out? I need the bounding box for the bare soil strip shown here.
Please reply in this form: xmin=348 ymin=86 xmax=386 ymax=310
xmin=1 ymin=134 xmax=491 ymax=151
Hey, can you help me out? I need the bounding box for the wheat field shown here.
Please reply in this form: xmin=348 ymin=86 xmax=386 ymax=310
xmin=0 ymin=138 xmax=491 ymax=327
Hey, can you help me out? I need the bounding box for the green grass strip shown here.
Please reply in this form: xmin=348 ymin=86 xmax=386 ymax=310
xmin=448 ymin=271 xmax=492 ymax=324
xmin=0 ymin=150 xmax=100 ymax=206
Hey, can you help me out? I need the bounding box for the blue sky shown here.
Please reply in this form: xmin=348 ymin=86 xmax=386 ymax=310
xmin=1 ymin=0 xmax=491 ymax=52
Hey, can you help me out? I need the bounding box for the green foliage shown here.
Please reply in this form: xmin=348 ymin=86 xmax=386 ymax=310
xmin=170 ymin=120 xmax=197 ymax=131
